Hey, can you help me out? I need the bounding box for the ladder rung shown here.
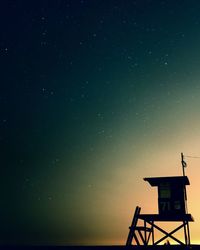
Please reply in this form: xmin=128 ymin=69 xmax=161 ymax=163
xmin=135 ymin=226 xmax=152 ymax=232
xmin=129 ymin=226 xmax=152 ymax=232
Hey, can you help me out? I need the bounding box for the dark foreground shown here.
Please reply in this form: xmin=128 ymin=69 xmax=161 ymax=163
xmin=1 ymin=246 xmax=200 ymax=250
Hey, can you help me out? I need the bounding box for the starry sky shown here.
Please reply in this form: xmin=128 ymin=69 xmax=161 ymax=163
xmin=2 ymin=0 xmax=200 ymax=246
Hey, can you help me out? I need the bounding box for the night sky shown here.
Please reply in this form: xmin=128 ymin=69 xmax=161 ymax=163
xmin=2 ymin=0 xmax=200 ymax=245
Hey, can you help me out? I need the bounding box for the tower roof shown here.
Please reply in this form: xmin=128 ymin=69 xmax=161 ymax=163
xmin=144 ymin=176 xmax=190 ymax=186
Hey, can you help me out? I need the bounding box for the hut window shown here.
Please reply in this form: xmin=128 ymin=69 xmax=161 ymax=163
xmin=159 ymin=182 xmax=171 ymax=198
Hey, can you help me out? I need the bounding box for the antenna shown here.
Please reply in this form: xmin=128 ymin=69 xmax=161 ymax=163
xmin=181 ymin=152 xmax=188 ymax=213
xmin=181 ymin=152 xmax=186 ymax=176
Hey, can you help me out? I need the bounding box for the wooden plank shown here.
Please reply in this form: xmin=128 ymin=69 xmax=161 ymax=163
xmin=138 ymin=213 xmax=194 ymax=221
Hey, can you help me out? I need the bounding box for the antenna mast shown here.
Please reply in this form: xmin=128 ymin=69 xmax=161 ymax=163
xmin=181 ymin=152 xmax=188 ymax=213
xmin=181 ymin=152 xmax=186 ymax=176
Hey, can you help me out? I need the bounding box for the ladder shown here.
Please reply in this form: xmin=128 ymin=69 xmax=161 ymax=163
xmin=126 ymin=206 xmax=152 ymax=246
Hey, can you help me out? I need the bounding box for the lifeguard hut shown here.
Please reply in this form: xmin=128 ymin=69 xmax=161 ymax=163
xmin=126 ymin=153 xmax=194 ymax=246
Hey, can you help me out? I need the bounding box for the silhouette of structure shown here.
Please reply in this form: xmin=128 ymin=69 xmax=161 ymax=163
xmin=126 ymin=153 xmax=194 ymax=246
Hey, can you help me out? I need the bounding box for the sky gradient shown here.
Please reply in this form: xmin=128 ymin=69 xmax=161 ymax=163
xmin=2 ymin=0 xmax=200 ymax=245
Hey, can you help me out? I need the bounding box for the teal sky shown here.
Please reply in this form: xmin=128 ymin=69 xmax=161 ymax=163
xmin=2 ymin=0 xmax=200 ymax=245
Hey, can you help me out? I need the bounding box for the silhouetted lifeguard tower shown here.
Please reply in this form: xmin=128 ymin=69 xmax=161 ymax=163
xmin=126 ymin=153 xmax=194 ymax=246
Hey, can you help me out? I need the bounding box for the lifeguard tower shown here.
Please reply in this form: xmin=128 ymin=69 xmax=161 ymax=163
xmin=126 ymin=153 xmax=194 ymax=246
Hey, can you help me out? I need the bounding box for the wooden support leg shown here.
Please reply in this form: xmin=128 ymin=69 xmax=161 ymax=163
xmin=186 ymin=221 xmax=191 ymax=245
xmin=184 ymin=221 xmax=188 ymax=245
